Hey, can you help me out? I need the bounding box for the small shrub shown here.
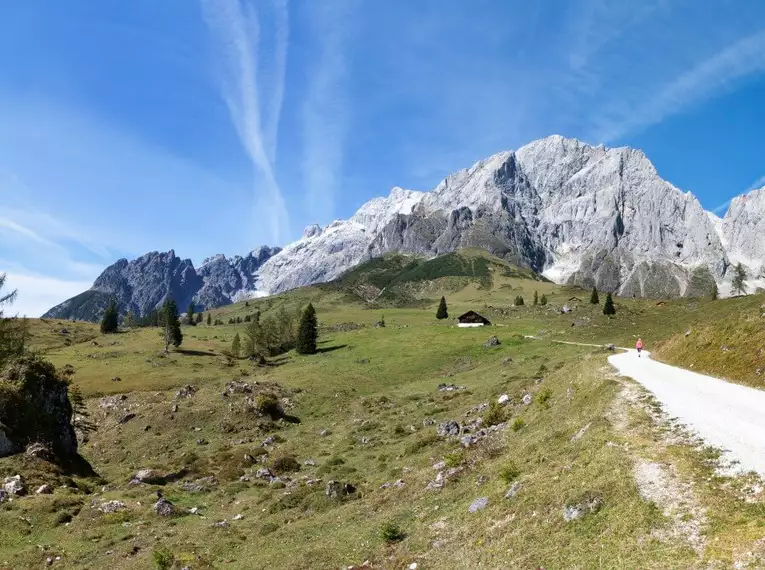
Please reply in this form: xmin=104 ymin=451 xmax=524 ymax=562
xmin=538 ymin=388 xmax=552 ymax=407
xmin=514 ymin=295 xmax=525 ymax=306
xmin=539 ymin=294 xmax=548 ymax=305
xmin=271 ymin=455 xmax=300 ymax=474
xmin=499 ymin=462 xmax=521 ymax=484
xmin=511 ymin=417 xmax=526 ymax=431
xmin=260 ymin=521 xmax=279 ymax=536
xmin=483 ymin=401 xmax=506 ymax=427
xmin=254 ymin=393 xmax=283 ymax=419
xmin=393 ymin=424 xmax=407 ymax=436
xmin=380 ymin=521 xmax=406 ymax=543
xmin=444 ymin=450 xmax=465 ymax=468
xmin=152 ymin=546 xmax=175 ymax=570
xmin=325 ymin=456 xmax=346 ymax=467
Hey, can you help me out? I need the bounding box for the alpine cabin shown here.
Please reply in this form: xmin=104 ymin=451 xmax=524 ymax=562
xmin=457 ymin=311 xmax=491 ymax=328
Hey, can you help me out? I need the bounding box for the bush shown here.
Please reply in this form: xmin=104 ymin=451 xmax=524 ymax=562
xmin=393 ymin=424 xmax=407 ymax=436
xmin=539 ymin=294 xmax=548 ymax=306
xmin=380 ymin=521 xmax=406 ymax=543
xmin=538 ymin=388 xmax=552 ymax=407
xmin=260 ymin=521 xmax=279 ymax=536
xmin=514 ymin=295 xmax=524 ymax=306
xmin=271 ymin=455 xmax=300 ymax=474
xmin=511 ymin=417 xmax=526 ymax=431
xmin=483 ymin=401 xmax=506 ymax=427
xmin=152 ymin=546 xmax=175 ymax=570
xmin=499 ymin=462 xmax=521 ymax=484
xmin=254 ymin=392 xmax=283 ymax=419
xmin=444 ymin=450 xmax=465 ymax=468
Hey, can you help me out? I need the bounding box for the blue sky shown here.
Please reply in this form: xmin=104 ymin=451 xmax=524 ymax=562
xmin=1 ymin=0 xmax=765 ymax=316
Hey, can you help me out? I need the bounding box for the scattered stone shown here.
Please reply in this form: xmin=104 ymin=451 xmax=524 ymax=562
xmin=129 ymin=468 xmax=162 ymax=485
xmin=256 ymin=467 xmax=273 ymax=480
xmin=196 ymin=438 xmax=208 ymax=446
xmin=118 ymin=413 xmax=136 ymax=425
xmin=522 ymin=394 xmax=532 ymax=406
xmin=460 ymin=435 xmax=476 ymax=448
xmin=476 ymin=475 xmax=488 ymax=486
xmin=432 ymin=461 xmax=446 ymax=471
xmin=261 ymin=435 xmax=277 ymax=447
xmin=3 ymin=475 xmax=25 ymax=496
xmin=354 ymin=358 xmax=370 ymax=364
xmin=359 ymin=437 xmax=371 ymax=445
xmin=571 ymin=422 xmax=592 ymax=442
xmin=409 ymin=563 xmax=418 ymax=570
xmin=502 ymin=356 xmax=513 ymax=364
xmin=437 ymin=383 xmax=463 ymax=392
xmin=422 ymin=418 xmax=435 ymax=427
xmin=325 ymin=480 xmax=356 ymax=499
xmin=99 ymin=394 xmax=127 ymax=410
xmin=437 ymin=420 xmax=460 ymax=437
xmin=468 ymin=497 xmax=489 ymax=512
xmin=563 ymin=496 xmax=602 ymax=522
xmin=25 ymin=442 xmax=55 ymax=462
xmin=497 ymin=394 xmax=511 ymax=405
xmin=111 ymin=376 xmax=121 ymax=382
xmin=175 ymin=385 xmax=197 ymax=399
xmin=97 ymin=500 xmax=127 ymax=513
xmin=446 ymin=467 xmax=464 ymax=480
xmin=224 ymin=381 xmax=252 ymax=396
xmin=153 ymin=497 xmax=178 ymax=517
xmin=232 ymin=514 xmax=244 ymax=521
xmin=180 ymin=476 xmax=219 ymax=493
xmin=36 ymin=484 xmax=53 ymax=495
xmin=685 ymin=329 xmax=692 ymax=337
xmin=213 ymin=520 xmax=229 ymax=528
xmin=304 ymin=459 xmax=317 ymax=466
xmin=504 ymin=482 xmax=520 ymax=499
xmin=483 ymin=336 xmax=501 ymax=348
xmin=0 ymin=489 xmax=6 ymax=503
xmin=188 ymin=507 xmax=200 ymax=515
xmin=319 ymin=429 xmax=331 ymax=437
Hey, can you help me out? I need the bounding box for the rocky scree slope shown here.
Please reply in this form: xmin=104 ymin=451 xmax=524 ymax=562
xmin=43 ymin=247 xmax=280 ymax=320
xmin=45 ymin=136 xmax=765 ymax=319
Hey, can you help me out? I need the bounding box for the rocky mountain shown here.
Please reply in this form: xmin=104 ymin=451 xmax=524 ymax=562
xmin=44 ymin=136 xmax=765 ymax=320
xmin=43 ymin=247 xmax=280 ymax=321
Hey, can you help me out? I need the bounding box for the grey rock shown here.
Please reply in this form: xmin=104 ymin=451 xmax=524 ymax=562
xmin=303 ymin=459 xmax=317 ymax=466
xmin=522 ymin=394 xmax=532 ymax=405
xmin=3 ymin=475 xmax=25 ymax=496
xmin=36 ymin=484 xmax=53 ymax=495
xmin=153 ymin=497 xmax=178 ymax=517
xmin=97 ymin=500 xmax=127 ymax=513
xmin=26 ymin=442 xmax=55 ymax=462
xmin=325 ymin=480 xmax=356 ymax=499
xmin=504 ymin=482 xmax=520 ymax=499
xmin=256 ymin=467 xmax=273 ymax=480
xmin=130 ymin=468 xmax=162 ymax=485
xmin=468 ymin=497 xmax=488 ymax=513
xmin=483 ymin=336 xmax=500 ymax=348
xmin=437 ymin=420 xmax=460 ymax=437
xmin=563 ymin=496 xmax=602 ymax=522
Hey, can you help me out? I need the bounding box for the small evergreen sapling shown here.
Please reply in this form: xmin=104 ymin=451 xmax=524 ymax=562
xmin=533 ymin=291 xmax=539 ymax=305
xmin=163 ymin=299 xmax=183 ymax=352
xmin=231 ymin=333 xmax=241 ymax=358
xmin=436 ymin=296 xmax=448 ymax=319
xmin=100 ymin=298 xmax=119 ymax=334
xmin=603 ymin=293 xmax=616 ymax=315
xmin=187 ymin=302 xmax=195 ymax=326
xmin=590 ymin=287 xmax=600 ymax=304
xmin=296 ymin=303 xmax=318 ymax=355
xmin=539 ymin=294 xmax=548 ymax=305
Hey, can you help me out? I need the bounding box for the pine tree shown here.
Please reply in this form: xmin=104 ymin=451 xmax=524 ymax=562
xmin=539 ymin=294 xmax=548 ymax=305
xmin=533 ymin=291 xmax=539 ymax=305
xmin=100 ymin=298 xmax=119 ymax=334
xmin=515 ymin=295 xmax=525 ymax=306
xmin=207 ymin=313 xmax=212 ymax=326
xmin=603 ymin=293 xmax=616 ymax=315
xmin=163 ymin=299 xmax=183 ymax=352
xmin=732 ymin=262 xmax=748 ymax=296
xmin=187 ymin=302 xmax=195 ymax=326
xmin=296 ymin=303 xmax=318 ymax=355
xmin=436 ymin=296 xmax=448 ymax=319
xmin=237 ymin=316 xmax=242 ymax=324
xmin=231 ymin=333 xmax=241 ymax=358
xmin=195 ymin=313 xmax=203 ymax=324
xmin=711 ymin=281 xmax=719 ymax=300
xmin=125 ymin=310 xmax=135 ymax=328
xmin=590 ymin=287 xmax=600 ymax=304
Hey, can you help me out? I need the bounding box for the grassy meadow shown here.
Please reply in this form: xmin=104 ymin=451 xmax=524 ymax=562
xmin=3 ymin=252 xmax=765 ymax=569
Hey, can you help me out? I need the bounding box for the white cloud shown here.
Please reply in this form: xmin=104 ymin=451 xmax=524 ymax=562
xmin=201 ymin=0 xmax=290 ymax=244
xmin=0 ymin=217 xmax=57 ymax=248
xmin=301 ymin=1 xmax=352 ymax=225
xmin=1 ymin=271 xmax=93 ymax=318
xmin=595 ymin=28 xmax=765 ymax=142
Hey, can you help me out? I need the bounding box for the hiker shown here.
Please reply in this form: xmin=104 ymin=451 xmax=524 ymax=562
xmin=636 ymin=337 xmax=644 ymax=357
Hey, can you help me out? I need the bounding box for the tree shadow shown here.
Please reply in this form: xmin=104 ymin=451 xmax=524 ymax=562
xmin=175 ymin=349 xmax=217 ymax=357
xmin=316 ymin=344 xmax=347 ymax=354
xmin=282 ymin=414 xmax=301 ymax=424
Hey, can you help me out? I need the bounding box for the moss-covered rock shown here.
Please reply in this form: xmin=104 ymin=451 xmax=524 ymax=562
xmin=0 ymin=355 xmax=77 ymax=459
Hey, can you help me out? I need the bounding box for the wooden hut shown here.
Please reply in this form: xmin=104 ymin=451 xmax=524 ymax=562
xmin=456 ymin=311 xmax=491 ymax=328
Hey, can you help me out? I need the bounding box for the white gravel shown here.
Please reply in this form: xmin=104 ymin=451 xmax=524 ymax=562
xmin=609 ymin=350 xmax=765 ymax=477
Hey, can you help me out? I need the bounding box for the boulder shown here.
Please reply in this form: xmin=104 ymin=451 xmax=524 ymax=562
xmin=522 ymin=394 xmax=532 ymax=405
xmin=129 ymin=468 xmax=164 ymax=485
xmin=97 ymin=500 xmax=127 ymax=513
xmin=25 ymin=442 xmax=55 ymax=462
xmin=563 ymin=496 xmax=602 ymax=522
xmin=504 ymin=482 xmax=520 ymax=499
xmin=468 ymin=497 xmax=488 ymax=512
xmin=36 ymin=484 xmax=53 ymax=495
xmin=437 ymin=420 xmax=460 ymax=437
xmin=497 ymin=394 xmax=511 ymax=405
xmin=3 ymin=475 xmax=26 ymax=496
xmin=325 ymin=480 xmax=356 ymax=499
xmin=483 ymin=336 xmax=500 ymax=348
xmin=153 ymin=497 xmax=178 ymax=516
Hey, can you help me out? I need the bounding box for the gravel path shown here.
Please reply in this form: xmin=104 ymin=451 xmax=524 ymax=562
xmin=609 ymin=350 xmax=765 ymax=477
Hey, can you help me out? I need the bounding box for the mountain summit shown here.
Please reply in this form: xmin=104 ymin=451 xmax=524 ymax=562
xmin=45 ymin=136 xmax=765 ymax=320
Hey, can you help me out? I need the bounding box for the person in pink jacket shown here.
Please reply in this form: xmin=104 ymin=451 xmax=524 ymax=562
xmin=636 ymin=338 xmax=644 ymax=357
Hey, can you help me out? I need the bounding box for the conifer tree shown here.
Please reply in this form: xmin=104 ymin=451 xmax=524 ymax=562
xmin=533 ymin=291 xmax=539 ymax=305
xmin=100 ymin=298 xmax=119 ymax=334
xmin=732 ymin=262 xmax=748 ymax=296
xmin=187 ymin=302 xmax=195 ymax=326
xmin=603 ymin=293 xmax=616 ymax=315
xmin=163 ymin=299 xmax=183 ymax=352
xmin=711 ymin=282 xmax=718 ymax=301
xmin=125 ymin=310 xmax=135 ymax=328
xmin=515 ymin=295 xmax=525 ymax=306
xmin=207 ymin=313 xmax=212 ymax=326
xmin=436 ymin=296 xmax=448 ymax=319
xmin=590 ymin=287 xmax=600 ymax=304
xmin=539 ymin=294 xmax=548 ymax=305
xmin=296 ymin=303 xmax=318 ymax=355
xmin=195 ymin=313 xmax=203 ymax=324
xmin=231 ymin=333 xmax=241 ymax=358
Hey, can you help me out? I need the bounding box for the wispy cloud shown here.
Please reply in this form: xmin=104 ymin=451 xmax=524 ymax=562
xmin=1 ymin=270 xmax=93 ymax=318
xmin=201 ymin=0 xmax=290 ymax=244
xmin=595 ymin=28 xmax=765 ymax=142
xmin=747 ymin=174 xmax=765 ymax=191
xmin=301 ymin=1 xmax=353 ymax=225
xmin=0 ymin=217 xmax=57 ymax=248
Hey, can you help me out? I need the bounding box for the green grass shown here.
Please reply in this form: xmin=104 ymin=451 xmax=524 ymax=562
xmin=3 ymin=277 xmax=765 ymax=568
